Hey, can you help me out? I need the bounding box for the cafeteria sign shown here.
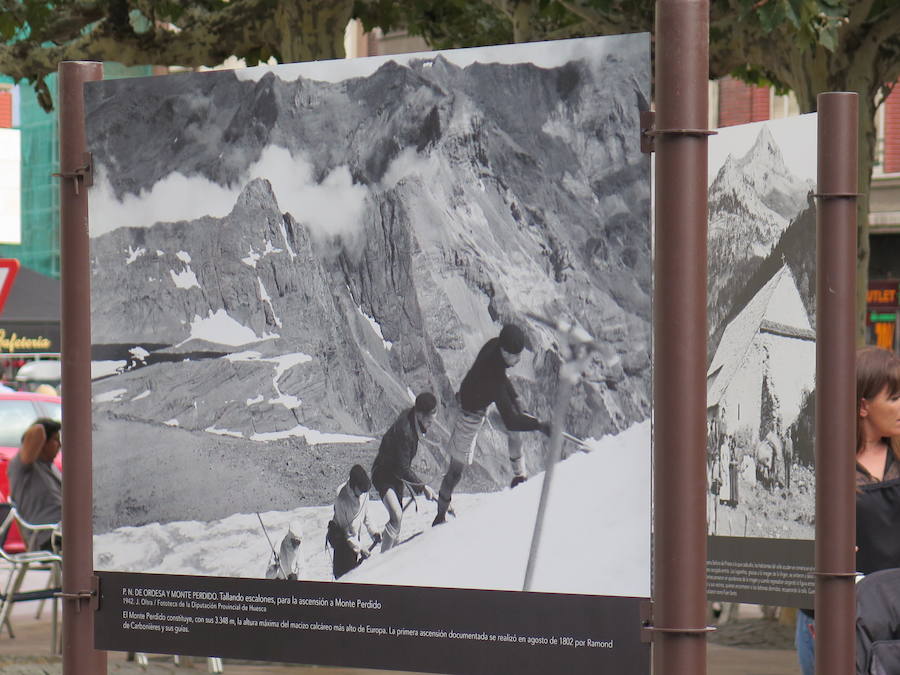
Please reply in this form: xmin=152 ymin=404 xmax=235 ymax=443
xmin=0 ymin=324 xmax=58 ymax=353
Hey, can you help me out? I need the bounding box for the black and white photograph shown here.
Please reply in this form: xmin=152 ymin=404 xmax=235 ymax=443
xmin=87 ymin=34 xmax=652 ymax=600
xmin=705 ymin=114 xmax=817 ymax=540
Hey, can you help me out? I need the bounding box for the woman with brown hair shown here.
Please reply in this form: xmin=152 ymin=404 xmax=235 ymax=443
xmin=855 ymin=346 xmax=900 ymax=574
xmin=798 ymin=346 xmax=900 ymax=675
xmin=854 ymin=346 xmax=900 ymax=674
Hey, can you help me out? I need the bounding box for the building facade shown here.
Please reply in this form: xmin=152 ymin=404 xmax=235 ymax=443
xmin=0 ymin=65 xmax=153 ymax=279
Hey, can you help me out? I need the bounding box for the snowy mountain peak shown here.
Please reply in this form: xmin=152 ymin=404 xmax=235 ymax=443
xmin=707 ymin=124 xmax=816 ymax=342
xmin=709 ymin=125 xmax=812 ymax=227
xmin=739 ymin=125 xmax=783 ymax=169
xmin=235 ymin=177 xmax=279 ymax=211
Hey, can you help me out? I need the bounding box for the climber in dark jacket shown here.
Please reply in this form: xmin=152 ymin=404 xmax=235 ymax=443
xmin=433 ymin=324 xmax=550 ymax=525
xmin=371 ymin=392 xmax=439 ymax=551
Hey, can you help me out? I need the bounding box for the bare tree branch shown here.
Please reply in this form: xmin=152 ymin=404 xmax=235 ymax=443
xmin=555 ymin=0 xmax=606 ymax=28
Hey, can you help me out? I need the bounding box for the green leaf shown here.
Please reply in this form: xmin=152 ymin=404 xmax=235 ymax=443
xmin=757 ymin=0 xmax=787 ymax=33
xmin=785 ymin=0 xmax=803 ymax=27
xmin=817 ymin=24 xmax=837 ymax=51
xmin=819 ymin=5 xmax=847 ymax=18
xmin=0 ymin=12 xmax=16 ymax=40
xmin=23 ymin=1 xmax=53 ymax=32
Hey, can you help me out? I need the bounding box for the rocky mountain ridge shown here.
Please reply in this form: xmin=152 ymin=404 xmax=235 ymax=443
xmin=89 ymin=48 xmax=651 ymax=495
xmin=708 ymin=126 xmax=814 ymax=345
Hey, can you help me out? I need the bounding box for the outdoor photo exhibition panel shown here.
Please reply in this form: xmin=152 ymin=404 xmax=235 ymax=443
xmin=705 ymin=114 xmax=817 ymax=608
xmin=88 ymin=34 xmax=652 ymax=673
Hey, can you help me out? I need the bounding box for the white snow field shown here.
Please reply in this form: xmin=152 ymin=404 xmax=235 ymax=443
xmin=95 ymin=421 xmax=650 ymax=598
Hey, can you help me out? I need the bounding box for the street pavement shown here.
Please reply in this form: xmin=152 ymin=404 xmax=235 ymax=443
xmin=2 ymin=571 xmax=799 ymax=674
xmin=1 ymin=616 xmax=801 ymax=674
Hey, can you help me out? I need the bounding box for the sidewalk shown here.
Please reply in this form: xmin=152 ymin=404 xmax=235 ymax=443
xmin=2 ymin=573 xmax=799 ymax=674
xmin=1 ymin=617 xmax=801 ymax=674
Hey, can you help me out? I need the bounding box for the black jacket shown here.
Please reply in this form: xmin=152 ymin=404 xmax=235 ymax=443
xmin=856 ymin=452 xmax=900 ymax=576
xmin=856 ymin=568 xmax=900 ymax=674
xmin=372 ymin=408 xmax=424 ymax=492
xmin=458 ymin=338 xmax=540 ymax=432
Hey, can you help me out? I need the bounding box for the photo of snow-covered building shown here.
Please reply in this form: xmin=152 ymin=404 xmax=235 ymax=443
xmin=707 ymin=266 xmax=816 ymax=538
xmin=707 ymin=265 xmax=815 ymax=445
xmin=705 ymin=116 xmax=817 ymax=540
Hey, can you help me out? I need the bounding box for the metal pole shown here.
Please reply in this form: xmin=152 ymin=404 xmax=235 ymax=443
xmin=59 ymin=60 xmax=106 ymax=674
xmin=653 ymin=0 xmax=710 ymax=672
xmin=814 ymin=92 xmax=858 ymax=675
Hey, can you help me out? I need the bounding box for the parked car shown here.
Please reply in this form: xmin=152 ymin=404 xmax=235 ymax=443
xmin=14 ymin=359 xmax=61 ymax=393
xmin=0 ymin=391 xmax=62 ymax=552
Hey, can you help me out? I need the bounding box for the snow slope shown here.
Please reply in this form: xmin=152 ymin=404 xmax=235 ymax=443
xmin=95 ymin=421 xmax=650 ymax=598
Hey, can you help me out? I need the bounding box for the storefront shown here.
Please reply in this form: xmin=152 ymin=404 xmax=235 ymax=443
xmin=867 ymin=279 xmax=899 ymax=351
xmin=0 ymin=263 xmax=60 ymax=385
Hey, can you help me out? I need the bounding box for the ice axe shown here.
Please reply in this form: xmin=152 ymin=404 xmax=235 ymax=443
xmin=401 ymin=493 xmax=455 ymax=518
xmin=399 ymin=477 xmax=454 ymax=517
xmin=524 ymin=412 xmax=588 ymax=453
xmin=256 ymin=512 xmax=289 ymax=580
xmin=525 ymin=312 xmax=621 ymax=383
xmin=523 ymin=313 xmax=600 ymax=591
xmin=562 ymin=431 xmax=591 ymax=452
xmin=525 ymin=312 xmax=603 ymax=355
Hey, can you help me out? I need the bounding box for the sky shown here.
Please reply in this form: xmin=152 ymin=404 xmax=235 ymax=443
xmin=234 ymin=33 xmax=649 ymax=84
xmin=89 ymin=33 xmax=648 ymax=239
xmin=89 ymin=146 xmax=369 ymax=238
xmin=708 ymin=113 xmax=818 ymax=186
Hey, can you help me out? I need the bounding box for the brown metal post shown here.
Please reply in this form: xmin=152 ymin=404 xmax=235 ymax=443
xmin=59 ymin=60 xmax=106 ymax=674
xmin=814 ymin=92 xmax=858 ymax=675
xmin=653 ymin=0 xmax=710 ymax=673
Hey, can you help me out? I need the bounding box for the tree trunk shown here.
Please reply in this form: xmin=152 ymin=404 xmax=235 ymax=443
xmin=484 ymin=0 xmax=538 ymax=43
xmin=856 ymin=96 xmax=876 ymax=347
xmin=760 ymin=604 xmax=778 ymax=621
xmin=289 ymin=0 xmax=353 ymax=62
xmin=509 ymin=1 xmax=537 ymax=43
xmin=832 ymin=66 xmax=879 ymax=348
xmin=791 ymin=62 xmax=879 ymax=348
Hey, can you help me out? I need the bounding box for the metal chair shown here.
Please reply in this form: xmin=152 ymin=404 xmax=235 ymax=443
xmin=15 ymin=506 xmax=62 ymax=642
xmin=0 ymin=502 xmax=62 ymax=650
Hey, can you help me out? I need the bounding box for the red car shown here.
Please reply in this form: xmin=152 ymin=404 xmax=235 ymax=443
xmin=0 ymin=391 xmax=62 ymax=553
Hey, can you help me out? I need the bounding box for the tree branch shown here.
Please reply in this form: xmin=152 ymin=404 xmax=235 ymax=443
xmin=864 ymin=6 xmax=900 ymax=49
xmin=543 ymin=20 xmax=594 ymax=41
xmin=555 ymin=0 xmax=607 ymax=29
xmin=847 ymin=0 xmax=877 ymax=32
xmin=480 ymin=0 xmax=514 ymax=18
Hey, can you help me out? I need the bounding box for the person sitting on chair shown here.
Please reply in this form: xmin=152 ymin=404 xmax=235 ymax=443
xmin=7 ymin=418 xmax=61 ymax=550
